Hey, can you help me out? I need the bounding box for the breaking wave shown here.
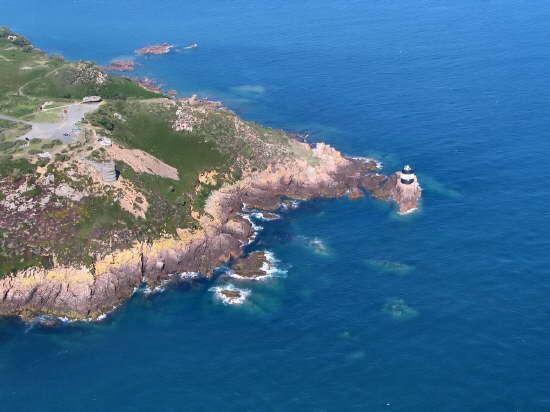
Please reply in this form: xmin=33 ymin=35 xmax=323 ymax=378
xmin=209 ymin=284 xmax=251 ymax=305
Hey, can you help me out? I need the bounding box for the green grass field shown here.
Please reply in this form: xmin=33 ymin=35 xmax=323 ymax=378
xmin=88 ymin=101 xmax=228 ymax=195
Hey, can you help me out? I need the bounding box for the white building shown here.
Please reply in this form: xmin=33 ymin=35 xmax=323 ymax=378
xmin=82 ymin=96 xmax=102 ymax=103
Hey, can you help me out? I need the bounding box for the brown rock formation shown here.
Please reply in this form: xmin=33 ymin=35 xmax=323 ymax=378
xmin=230 ymin=251 xmax=269 ymax=279
xmin=132 ymin=77 xmax=162 ymax=93
xmin=102 ymin=60 xmax=138 ymax=72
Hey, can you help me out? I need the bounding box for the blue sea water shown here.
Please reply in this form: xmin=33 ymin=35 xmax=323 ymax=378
xmin=2 ymin=0 xmax=550 ymax=410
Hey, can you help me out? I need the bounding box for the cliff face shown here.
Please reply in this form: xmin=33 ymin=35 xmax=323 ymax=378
xmin=0 ymin=143 xmax=420 ymax=321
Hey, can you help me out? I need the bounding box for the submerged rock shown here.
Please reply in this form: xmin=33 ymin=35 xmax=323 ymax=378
xmin=365 ymin=259 xmax=413 ymax=275
xmin=382 ymin=298 xmax=418 ymax=320
xmin=298 ymin=236 xmax=330 ymax=256
xmin=32 ymin=315 xmax=64 ymax=327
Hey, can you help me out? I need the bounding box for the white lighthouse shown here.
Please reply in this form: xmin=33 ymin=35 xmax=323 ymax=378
xmin=400 ymin=164 xmax=416 ymax=185
xmin=394 ymin=164 xmax=421 ymax=214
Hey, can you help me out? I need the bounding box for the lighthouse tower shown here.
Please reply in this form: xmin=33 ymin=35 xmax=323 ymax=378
xmin=394 ymin=164 xmax=421 ymax=214
xmin=400 ymin=164 xmax=416 ymax=185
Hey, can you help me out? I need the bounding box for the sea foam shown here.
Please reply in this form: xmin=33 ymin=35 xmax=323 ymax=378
xmin=209 ymin=284 xmax=251 ymax=305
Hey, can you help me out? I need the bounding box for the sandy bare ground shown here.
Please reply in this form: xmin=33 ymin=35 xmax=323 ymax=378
xmin=108 ymin=145 xmax=180 ymax=180
xmin=72 ymin=158 xmax=150 ymax=219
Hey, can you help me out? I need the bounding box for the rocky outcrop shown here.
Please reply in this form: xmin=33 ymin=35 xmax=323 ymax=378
xmin=360 ymin=172 xmax=421 ymax=214
xmin=0 ymin=143 xmax=421 ymax=320
xmin=72 ymin=62 xmax=108 ymax=86
xmin=102 ymin=60 xmax=138 ymax=72
xmin=229 ymin=251 xmax=269 ymax=279
xmin=134 ymin=44 xmax=173 ymax=55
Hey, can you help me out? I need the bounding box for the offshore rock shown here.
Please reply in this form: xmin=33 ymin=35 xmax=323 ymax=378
xmin=230 ymin=251 xmax=269 ymax=279
xmin=134 ymin=44 xmax=174 ymax=55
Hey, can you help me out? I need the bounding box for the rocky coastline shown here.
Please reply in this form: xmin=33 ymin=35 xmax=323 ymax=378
xmin=0 ymin=141 xmax=420 ymax=322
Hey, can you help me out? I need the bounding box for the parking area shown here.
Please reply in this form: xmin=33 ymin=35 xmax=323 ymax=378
xmin=6 ymin=102 xmax=101 ymax=143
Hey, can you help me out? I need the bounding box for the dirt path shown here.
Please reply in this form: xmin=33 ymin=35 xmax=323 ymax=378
xmin=17 ymin=66 xmax=60 ymax=97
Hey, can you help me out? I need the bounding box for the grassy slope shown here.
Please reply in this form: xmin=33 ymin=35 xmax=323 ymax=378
xmin=23 ymin=64 xmax=158 ymax=100
xmin=87 ymin=100 xmax=229 ymax=234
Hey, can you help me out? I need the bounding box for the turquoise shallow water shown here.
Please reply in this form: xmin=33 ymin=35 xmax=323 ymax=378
xmin=2 ymin=1 xmax=550 ymax=410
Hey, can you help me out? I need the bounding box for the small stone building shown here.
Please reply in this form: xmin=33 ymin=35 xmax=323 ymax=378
xmin=99 ymin=161 xmax=117 ymax=182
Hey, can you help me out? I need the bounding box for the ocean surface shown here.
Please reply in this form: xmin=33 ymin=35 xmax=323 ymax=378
xmin=2 ymin=1 xmax=550 ymax=410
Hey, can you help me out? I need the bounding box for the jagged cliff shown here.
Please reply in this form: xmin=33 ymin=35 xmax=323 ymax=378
xmin=0 ymin=142 xmax=420 ymax=320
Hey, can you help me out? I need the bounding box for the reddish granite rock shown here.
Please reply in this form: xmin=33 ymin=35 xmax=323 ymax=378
xmin=347 ymin=187 xmax=365 ymax=199
xmin=135 ymin=44 xmax=173 ymax=55
xmin=102 ymin=60 xmax=138 ymax=72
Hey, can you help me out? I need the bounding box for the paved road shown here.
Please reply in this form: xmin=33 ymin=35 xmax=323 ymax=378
xmin=0 ymin=102 xmax=100 ymax=143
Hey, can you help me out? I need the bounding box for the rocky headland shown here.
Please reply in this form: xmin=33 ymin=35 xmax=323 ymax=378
xmin=0 ymin=28 xmax=421 ymax=322
xmin=0 ymin=142 xmax=420 ymax=321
